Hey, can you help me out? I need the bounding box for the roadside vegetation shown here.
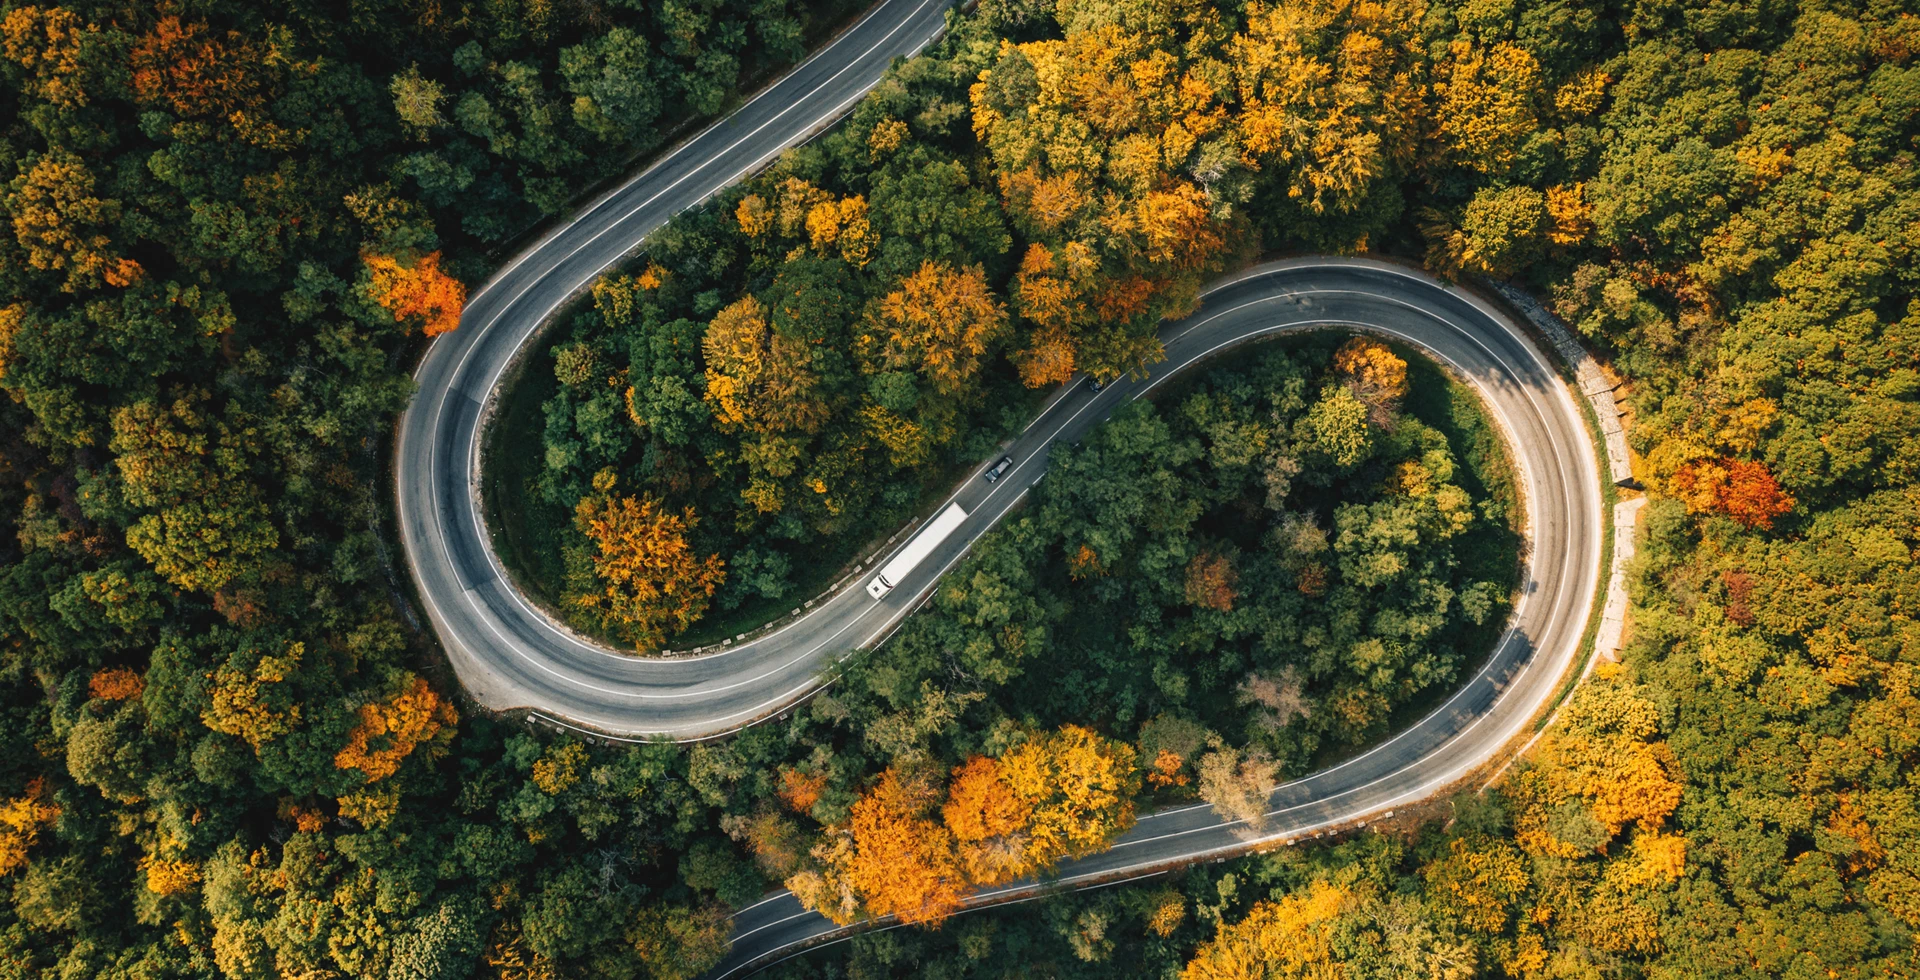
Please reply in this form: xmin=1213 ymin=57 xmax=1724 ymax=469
xmin=771 ymin=668 xmax=1684 ymax=980
xmin=509 ymin=0 xmax=1545 ymax=653
xmin=0 ymin=0 xmax=1916 ymax=976
xmin=760 ymin=334 xmax=1517 ymax=927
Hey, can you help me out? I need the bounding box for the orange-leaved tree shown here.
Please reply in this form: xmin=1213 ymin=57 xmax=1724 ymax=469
xmin=1184 ymin=551 xmax=1239 ymax=612
xmin=790 ymin=768 xmax=967 ymax=927
xmin=334 ymin=675 xmax=457 ymax=783
xmin=571 ymin=473 xmax=726 ymax=651
xmin=129 ymin=16 xmax=273 ymax=118
xmin=778 ymin=768 xmax=829 ymax=815
xmin=864 ymin=261 xmax=1009 ymax=396
xmin=141 ymin=855 xmax=203 ymax=897
xmin=1008 ymin=242 xmax=1099 ymax=386
xmin=364 ymin=251 xmax=465 ymax=336
xmin=971 ymin=0 xmax=1430 ymax=384
xmin=942 ymin=756 xmax=1036 ymax=884
xmin=1669 ymin=457 xmax=1795 ymax=530
xmin=700 ymin=295 xmax=835 ymax=514
xmin=88 ymin=666 xmax=146 ymax=701
xmin=791 ymin=727 xmax=1141 ymax=926
xmin=845 ymin=769 xmax=969 ymax=925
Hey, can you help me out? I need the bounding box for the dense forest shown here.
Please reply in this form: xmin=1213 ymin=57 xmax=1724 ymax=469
xmin=517 ymin=0 xmax=1490 ymax=648
xmin=1 ymin=0 xmax=1917 ymax=976
xmin=767 ymin=0 xmax=1920 ymax=974
xmin=761 ymin=335 xmax=1515 ymax=928
xmin=767 ymin=666 xmax=1686 ymax=980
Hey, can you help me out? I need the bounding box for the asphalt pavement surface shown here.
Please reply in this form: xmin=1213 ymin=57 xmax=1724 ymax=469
xmin=390 ymin=0 xmax=1607 ymax=973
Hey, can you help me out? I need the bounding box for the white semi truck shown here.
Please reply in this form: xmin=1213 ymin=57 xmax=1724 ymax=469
xmin=866 ymin=502 xmax=968 ymax=599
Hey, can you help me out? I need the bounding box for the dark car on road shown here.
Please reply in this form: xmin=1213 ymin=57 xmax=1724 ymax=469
xmin=984 ymin=456 xmax=1013 ymax=482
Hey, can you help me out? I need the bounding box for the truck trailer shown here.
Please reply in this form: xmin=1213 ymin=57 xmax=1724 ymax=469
xmin=867 ymin=502 xmax=968 ymax=599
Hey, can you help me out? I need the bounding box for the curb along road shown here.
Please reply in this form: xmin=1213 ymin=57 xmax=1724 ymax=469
xmin=388 ymin=0 xmax=1611 ymax=973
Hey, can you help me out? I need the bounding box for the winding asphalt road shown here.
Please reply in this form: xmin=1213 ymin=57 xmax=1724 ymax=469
xmin=396 ymin=0 xmax=955 ymax=739
xmin=392 ymin=0 xmax=1607 ymax=973
xmin=705 ymin=261 xmax=1604 ymax=975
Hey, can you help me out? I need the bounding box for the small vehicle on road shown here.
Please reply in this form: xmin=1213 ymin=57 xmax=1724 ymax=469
xmin=983 ymin=456 xmax=1014 ymax=483
xmin=1088 ymin=377 xmax=1105 ymax=393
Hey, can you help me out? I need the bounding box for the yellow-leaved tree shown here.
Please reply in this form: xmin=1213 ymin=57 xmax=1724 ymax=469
xmin=0 ymin=779 xmax=59 ymax=877
xmin=571 ymin=473 xmax=726 ymax=651
xmin=1229 ymin=0 xmax=1427 ymax=215
xmin=864 ymin=261 xmax=1009 ymax=396
xmin=1 ymin=6 xmax=100 ymax=109
xmin=735 ymin=177 xmax=877 ymax=266
xmin=364 ymin=250 xmax=466 ymax=336
xmin=701 ymin=295 xmax=830 ymax=435
xmin=994 ymin=724 xmax=1141 ymax=869
xmin=1507 ymin=664 xmax=1684 ymax=859
xmin=6 ymin=147 xmax=143 ymax=290
xmin=1331 ymin=336 xmax=1408 ymax=426
xmin=1421 ymin=836 xmax=1531 ymax=934
xmin=1432 ymin=40 xmax=1544 ymax=175
xmin=111 ymin=394 xmax=279 ymax=594
xmin=970 ymin=19 xmax=1219 ymax=383
xmin=1180 ymin=879 xmax=1352 ymax=980
xmin=202 ymin=639 xmax=305 ymax=749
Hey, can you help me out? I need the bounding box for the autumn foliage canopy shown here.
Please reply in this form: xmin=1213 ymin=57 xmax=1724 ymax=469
xmin=1668 ymin=457 xmax=1795 ymax=530
xmin=867 ymin=260 xmax=1009 ymax=396
xmin=788 ymin=725 xmax=1140 ymax=927
xmin=364 ymin=250 xmax=466 ymax=336
xmin=0 ymin=780 xmax=58 ymax=878
xmin=572 ymin=475 xmax=727 ymax=651
xmin=1179 ymin=879 xmax=1351 ymax=980
xmin=333 ymin=676 xmax=458 ymax=783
